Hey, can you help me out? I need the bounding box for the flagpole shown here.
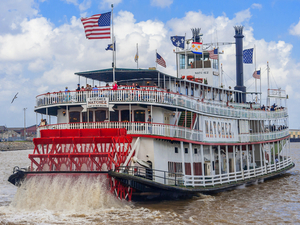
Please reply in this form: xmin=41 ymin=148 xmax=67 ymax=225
xmin=260 ymin=67 xmax=262 ymax=106
xmin=114 ymin=36 xmax=116 ymax=68
xmin=111 ymin=4 xmax=115 ymax=82
xmin=155 ymin=49 xmax=157 ymax=69
xmin=254 ymin=45 xmax=257 ymax=97
xmin=137 ymin=43 xmax=139 ymax=69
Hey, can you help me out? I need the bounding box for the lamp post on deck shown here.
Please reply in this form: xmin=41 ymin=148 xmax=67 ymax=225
xmin=23 ymin=108 xmax=27 ymax=140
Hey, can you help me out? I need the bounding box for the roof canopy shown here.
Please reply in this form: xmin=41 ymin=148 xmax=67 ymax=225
xmin=75 ymin=68 xmax=174 ymax=83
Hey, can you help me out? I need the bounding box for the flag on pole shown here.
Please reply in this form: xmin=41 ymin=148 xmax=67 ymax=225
xmin=170 ymin=36 xmax=185 ymax=49
xmin=243 ymin=48 xmax=253 ymax=64
xmin=208 ymin=48 xmax=218 ymax=59
xmin=105 ymin=42 xmax=115 ymax=51
xmin=134 ymin=50 xmax=138 ymax=62
xmin=81 ymin=12 xmax=111 ymax=39
xmin=156 ymin=53 xmax=166 ymax=68
xmin=253 ymin=70 xmax=260 ymax=79
xmin=191 ymin=42 xmax=202 ymax=54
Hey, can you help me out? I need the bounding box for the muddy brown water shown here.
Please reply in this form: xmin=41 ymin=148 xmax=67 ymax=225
xmin=0 ymin=143 xmax=299 ymax=224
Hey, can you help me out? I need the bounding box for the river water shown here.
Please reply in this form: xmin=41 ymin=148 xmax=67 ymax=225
xmin=0 ymin=143 xmax=299 ymax=224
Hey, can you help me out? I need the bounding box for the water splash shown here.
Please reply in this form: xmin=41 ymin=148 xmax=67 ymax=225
xmin=10 ymin=174 xmax=123 ymax=212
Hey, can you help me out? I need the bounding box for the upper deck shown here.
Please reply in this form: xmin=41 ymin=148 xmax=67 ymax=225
xmin=35 ymin=85 xmax=287 ymax=121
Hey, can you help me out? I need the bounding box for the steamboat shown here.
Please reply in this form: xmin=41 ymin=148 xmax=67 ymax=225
xmin=8 ymin=26 xmax=294 ymax=201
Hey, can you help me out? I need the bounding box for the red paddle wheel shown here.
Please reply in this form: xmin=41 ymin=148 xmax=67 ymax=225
xmin=29 ymin=128 xmax=134 ymax=200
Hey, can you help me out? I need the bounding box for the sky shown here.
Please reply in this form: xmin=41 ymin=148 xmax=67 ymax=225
xmin=1 ymin=0 xmax=300 ymax=128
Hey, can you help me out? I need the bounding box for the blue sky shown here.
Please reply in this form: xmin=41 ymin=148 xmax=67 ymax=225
xmin=1 ymin=0 xmax=300 ymax=128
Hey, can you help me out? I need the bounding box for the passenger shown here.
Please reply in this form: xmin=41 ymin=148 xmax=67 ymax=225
xmin=93 ymin=85 xmax=98 ymax=97
xmin=135 ymin=83 xmax=140 ymax=89
xmin=148 ymin=115 xmax=152 ymax=134
xmin=112 ymin=81 xmax=118 ymax=90
xmin=76 ymin=84 xmax=80 ymax=91
xmin=39 ymin=119 xmax=45 ymax=126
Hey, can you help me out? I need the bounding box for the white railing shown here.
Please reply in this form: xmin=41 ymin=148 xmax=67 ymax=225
xmin=38 ymin=121 xmax=203 ymax=142
xmin=36 ymin=89 xmax=288 ymax=120
xmin=184 ymin=157 xmax=293 ymax=187
xmin=38 ymin=121 xmax=289 ymax=143
xmin=239 ymin=129 xmax=290 ymax=142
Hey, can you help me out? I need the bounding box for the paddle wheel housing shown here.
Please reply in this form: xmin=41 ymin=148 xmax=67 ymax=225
xmin=29 ymin=128 xmax=134 ymax=200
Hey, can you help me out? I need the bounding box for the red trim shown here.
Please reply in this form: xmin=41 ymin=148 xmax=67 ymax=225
xmin=129 ymin=134 xmax=290 ymax=146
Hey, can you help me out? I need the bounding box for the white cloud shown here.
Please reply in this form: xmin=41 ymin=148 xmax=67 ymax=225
xmin=251 ymin=3 xmax=262 ymax=9
xmin=289 ymin=18 xmax=300 ymax=37
xmin=151 ymin=0 xmax=173 ymax=8
xmin=1 ymin=2 xmax=300 ymax=128
xmin=0 ymin=0 xmax=38 ymax=33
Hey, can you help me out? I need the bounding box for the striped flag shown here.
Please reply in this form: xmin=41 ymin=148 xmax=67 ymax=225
xmin=191 ymin=42 xmax=202 ymax=54
xmin=208 ymin=48 xmax=218 ymax=59
xmin=253 ymin=70 xmax=260 ymax=79
xmin=81 ymin=12 xmax=111 ymax=39
xmin=156 ymin=53 xmax=166 ymax=68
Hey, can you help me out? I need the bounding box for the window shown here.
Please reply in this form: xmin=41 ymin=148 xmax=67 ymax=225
xmin=95 ymin=110 xmax=106 ymax=122
xmin=110 ymin=110 xmax=119 ymax=122
xmin=69 ymin=111 xmax=80 ymax=123
xmin=175 ymin=147 xmax=178 ymax=153
xmin=185 ymin=148 xmax=188 ymax=154
xmin=121 ymin=110 xmax=130 ymax=122
xmin=179 ymin=54 xmax=185 ymax=69
xmin=82 ymin=111 xmax=93 ymax=122
xmin=194 ymin=148 xmax=198 ymax=154
xmin=168 ymin=162 xmax=183 ymax=175
xmin=187 ymin=54 xmax=194 ymax=68
xmin=134 ymin=110 xmax=145 ymax=122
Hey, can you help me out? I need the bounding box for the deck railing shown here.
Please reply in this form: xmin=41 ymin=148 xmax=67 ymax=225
xmin=184 ymin=157 xmax=293 ymax=187
xmin=115 ymin=157 xmax=293 ymax=188
xmin=38 ymin=121 xmax=289 ymax=143
xmin=239 ymin=129 xmax=290 ymax=142
xmin=36 ymin=89 xmax=288 ymax=120
xmin=39 ymin=121 xmax=203 ymax=142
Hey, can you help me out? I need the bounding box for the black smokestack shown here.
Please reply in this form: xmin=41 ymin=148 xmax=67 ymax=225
xmin=234 ymin=26 xmax=246 ymax=103
xmin=191 ymin=28 xmax=201 ymax=42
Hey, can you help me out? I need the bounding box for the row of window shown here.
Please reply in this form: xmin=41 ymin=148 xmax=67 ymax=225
xmin=168 ymin=161 xmax=202 ymax=175
xmin=179 ymin=54 xmax=218 ymax=69
xmin=69 ymin=110 xmax=146 ymax=123
xmin=174 ymin=147 xmax=198 ymax=154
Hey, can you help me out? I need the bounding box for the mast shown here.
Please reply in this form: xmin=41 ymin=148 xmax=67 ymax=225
xmin=136 ymin=43 xmax=139 ymax=69
xmin=111 ymin=4 xmax=115 ymax=82
xmin=267 ymin=62 xmax=270 ymax=106
xmin=260 ymin=67 xmax=262 ymax=106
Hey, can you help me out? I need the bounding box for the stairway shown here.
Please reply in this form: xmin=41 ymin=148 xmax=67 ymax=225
xmin=178 ymin=111 xmax=192 ymax=128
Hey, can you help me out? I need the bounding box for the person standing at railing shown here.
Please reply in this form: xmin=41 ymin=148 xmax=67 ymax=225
xmin=93 ymin=85 xmax=98 ymax=97
xmin=112 ymin=81 xmax=118 ymax=101
xmin=148 ymin=115 xmax=152 ymax=134
xmin=76 ymin=84 xmax=81 ymax=102
xmin=64 ymin=87 xmax=70 ymax=102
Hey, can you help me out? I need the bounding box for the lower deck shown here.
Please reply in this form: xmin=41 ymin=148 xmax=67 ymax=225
xmin=132 ymin=136 xmax=292 ymax=188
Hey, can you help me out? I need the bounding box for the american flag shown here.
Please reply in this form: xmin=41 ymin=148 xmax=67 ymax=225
xmin=253 ymin=70 xmax=260 ymax=79
xmin=208 ymin=48 xmax=218 ymax=59
xmin=156 ymin=53 xmax=166 ymax=68
xmin=81 ymin=12 xmax=111 ymax=39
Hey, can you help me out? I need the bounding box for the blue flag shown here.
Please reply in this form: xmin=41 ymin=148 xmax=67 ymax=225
xmin=170 ymin=36 xmax=185 ymax=49
xmin=105 ymin=42 xmax=116 ymax=51
xmin=243 ymin=48 xmax=253 ymax=64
